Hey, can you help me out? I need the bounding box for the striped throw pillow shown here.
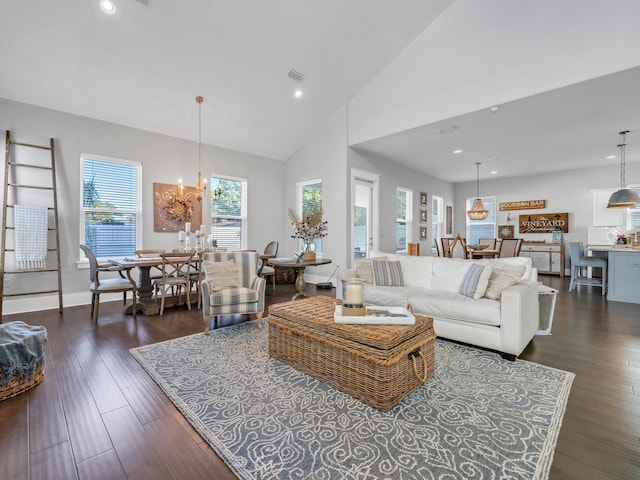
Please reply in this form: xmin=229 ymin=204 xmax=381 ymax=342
xmin=459 ymin=263 xmax=493 ymax=300
xmin=372 ymin=259 xmax=404 ymax=286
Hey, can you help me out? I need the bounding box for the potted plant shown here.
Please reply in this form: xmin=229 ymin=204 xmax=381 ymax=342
xmin=288 ymin=206 xmax=328 ymax=261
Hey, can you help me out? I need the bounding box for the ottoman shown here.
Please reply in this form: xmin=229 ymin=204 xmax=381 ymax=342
xmin=0 ymin=321 xmax=47 ymax=401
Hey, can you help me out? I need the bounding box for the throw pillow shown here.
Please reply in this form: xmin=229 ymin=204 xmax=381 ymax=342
xmin=459 ymin=263 xmax=493 ymax=300
xmin=372 ymin=259 xmax=404 ymax=286
xmin=354 ymin=256 xmax=387 ymax=284
xmin=204 ymin=260 xmax=240 ymax=291
xmin=483 ymin=266 xmax=526 ymax=300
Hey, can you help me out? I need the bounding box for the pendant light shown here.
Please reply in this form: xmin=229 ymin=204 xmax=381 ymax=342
xmin=607 ymin=130 xmax=640 ymax=208
xmin=467 ymin=162 xmax=489 ymax=220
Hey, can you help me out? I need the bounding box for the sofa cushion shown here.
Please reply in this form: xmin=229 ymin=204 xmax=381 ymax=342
xmin=487 ymin=257 xmax=533 ymax=280
xmin=363 ymin=284 xmax=425 ymax=308
xmin=409 ymin=290 xmax=501 ymax=326
xmin=431 ymin=257 xmax=472 ymax=292
xmin=459 ymin=263 xmax=493 ymax=300
xmin=399 ymin=255 xmax=435 ymax=288
xmin=484 ymin=266 xmax=526 ymax=300
xmin=372 ymin=259 xmax=404 ymax=286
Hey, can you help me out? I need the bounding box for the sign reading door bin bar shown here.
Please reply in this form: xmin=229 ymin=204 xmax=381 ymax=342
xmin=519 ymin=213 xmax=569 ymax=234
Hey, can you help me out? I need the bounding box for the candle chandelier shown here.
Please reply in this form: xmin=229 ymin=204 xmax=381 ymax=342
xmin=194 ymin=96 xmax=223 ymax=202
xmin=467 ymin=162 xmax=489 ymax=220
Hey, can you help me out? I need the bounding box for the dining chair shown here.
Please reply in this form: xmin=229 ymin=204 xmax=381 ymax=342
xmin=568 ymin=241 xmax=607 ymax=295
xmin=479 ymin=238 xmax=497 ymax=249
xmin=153 ymin=252 xmax=195 ymax=315
xmin=435 ymin=239 xmax=443 ymax=257
xmin=201 ymin=251 xmax=266 ymax=333
xmin=440 ymin=238 xmax=454 ymax=258
xmin=498 ymin=238 xmax=523 ymax=258
xmin=449 ymin=235 xmax=468 ymax=259
xmin=257 ymin=240 xmax=279 ymax=294
xmin=136 ymin=249 xmax=166 ymax=280
xmin=407 ymin=243 xmax=420 ymax=256
xmin=80 ymin=244 xmax=137 ymax=322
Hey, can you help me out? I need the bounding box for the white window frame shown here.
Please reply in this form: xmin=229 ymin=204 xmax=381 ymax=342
xmin=396 ymin=187 xmax=413 ymax=253
xmin=465 ymin=196 xmax=497 ymax=244
xmin=296 ymin=178 xmax=323 ymax=255
xmin=432 ymin=195 xmax=444 ymax=252
xmin=79 ymin=153 xmax=142 ymax=264
xmin=210 ymin=174 xmax=248 ymax=251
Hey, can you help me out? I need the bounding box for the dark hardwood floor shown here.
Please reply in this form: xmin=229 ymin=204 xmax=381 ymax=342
xmin=1 ymin=276 xmax=639 ymax=480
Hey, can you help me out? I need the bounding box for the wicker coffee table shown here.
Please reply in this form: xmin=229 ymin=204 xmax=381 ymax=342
xmin=267 ymin=296 xmax=435 ymax=411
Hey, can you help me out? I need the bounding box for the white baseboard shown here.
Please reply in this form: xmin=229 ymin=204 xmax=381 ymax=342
xmin=1 ymin=291 xmax=124 ymax=316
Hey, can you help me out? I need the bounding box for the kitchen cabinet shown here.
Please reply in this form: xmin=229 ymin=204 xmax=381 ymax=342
xmin=520 ymin=243 xmax=565 ymax=277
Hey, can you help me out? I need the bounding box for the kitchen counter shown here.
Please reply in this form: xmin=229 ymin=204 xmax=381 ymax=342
xmin=604 ymin=248 xmax=640 ymax=304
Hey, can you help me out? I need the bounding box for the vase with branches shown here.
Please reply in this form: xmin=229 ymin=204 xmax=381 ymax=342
xmin=288 ymin=206 xmax=328 ymax=260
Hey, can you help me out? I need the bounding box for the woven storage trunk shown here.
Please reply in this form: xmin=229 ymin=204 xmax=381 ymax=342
xmin=267 ymin=296 xmax=435 ymax=411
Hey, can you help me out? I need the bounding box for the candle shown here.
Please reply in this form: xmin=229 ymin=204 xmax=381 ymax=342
xmin=185 ymin=222 xmax=191 ymax=233
xmin=178 ymin=231 xmax=184 ymax=241
xmin=345 ymin=283 xmax=363 ymax=305
xmin=195 ymin=230 xmax=201 ymax=236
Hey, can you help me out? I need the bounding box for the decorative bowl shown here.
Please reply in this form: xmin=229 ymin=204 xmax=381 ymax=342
xmin=468 ymin=244 xmax=489 ymax=250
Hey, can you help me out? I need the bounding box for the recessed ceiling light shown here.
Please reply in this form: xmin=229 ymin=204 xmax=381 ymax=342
xmin=490 ymin=170 xmax=498 ymax=175
xmin=452 ymin=149 xmax=463 ymax=155
xmin=99 ymin=0 xmax=116 ymax=14
xmin=294 ymin=89 xmax=304 ymax=99
xmin=490 ymin=106 xmax=500 ymax=113
xmin=606 ymin=155 xmax=617 ymax=159
xmin=435 ymin=125 xmax=458 ymax=134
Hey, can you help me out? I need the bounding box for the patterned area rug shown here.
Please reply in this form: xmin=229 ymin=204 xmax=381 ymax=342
xmin=130 ymin=321 xmax=573 ymax=480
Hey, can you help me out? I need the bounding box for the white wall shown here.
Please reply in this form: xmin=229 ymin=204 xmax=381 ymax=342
xmin=348 ymin=0 xmax=640 ymax=145
xmin=284 ymin=106 xmax=349 ymax=283
xmin=348 ymin=148 xmax=454 ymax=256
xmin=453 ymin=162 xmax=640 ymax=260
xmin=1 ymin=97 xmax=285 ymax=313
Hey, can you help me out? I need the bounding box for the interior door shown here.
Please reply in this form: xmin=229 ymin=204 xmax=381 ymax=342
xmin=351 ymin=169 xmax=379 ymax=262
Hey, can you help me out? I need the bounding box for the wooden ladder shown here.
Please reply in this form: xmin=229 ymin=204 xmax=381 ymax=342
xmin=1 ymin=130 xmax=63 ymax=320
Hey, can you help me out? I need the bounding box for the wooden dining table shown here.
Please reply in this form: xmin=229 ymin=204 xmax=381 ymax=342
xmin=269 ymin=257 xmax=332 ymax=300
xmin=110 ymin=255 xmax=202 ymax=315
xmin=466 ymin=248 xmax=499 ymax=259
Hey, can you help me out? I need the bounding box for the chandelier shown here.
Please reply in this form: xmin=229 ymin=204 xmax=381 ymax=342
xmin=194 ymin=96 xmax=223 ymax=201
xmin=467 ymin=162 xmax=489 ymax=220
xmin=607 ymin=130 xmax=640 ymax=208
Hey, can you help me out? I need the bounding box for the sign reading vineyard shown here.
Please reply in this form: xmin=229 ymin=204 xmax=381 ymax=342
xmin=519 ymin=213 xmax=568 ymax=234
xmin=499 ymin=200 xmax=546 ymax=211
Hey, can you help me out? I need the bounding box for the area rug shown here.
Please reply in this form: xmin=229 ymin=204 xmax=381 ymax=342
xmin=130 ymin=321 xmax=573 ymax=480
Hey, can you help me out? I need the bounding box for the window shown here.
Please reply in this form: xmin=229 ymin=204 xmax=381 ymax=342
xmin=297 ymin=179 xmax=323 ymax=253
xmin=432 ymin=195 xmax=443 ymax=250
xmin=396 ymin=187 xmax=413 ymax=252
xmin=81 ymin=154 xmax=141 ymax=258
xmin=465 ymin=196 xmax=496 ymax=244
xmin=210 ymin=176 xmax=247 ymax=251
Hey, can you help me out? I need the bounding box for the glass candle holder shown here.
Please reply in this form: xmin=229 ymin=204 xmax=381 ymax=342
xmin=342 ymin=278 xmax=366 ymax=316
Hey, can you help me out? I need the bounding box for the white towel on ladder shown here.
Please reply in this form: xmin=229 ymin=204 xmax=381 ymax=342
xmin=14 ymin=205 xmax=48 ymax=270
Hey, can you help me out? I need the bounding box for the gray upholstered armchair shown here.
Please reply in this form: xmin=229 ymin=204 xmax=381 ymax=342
xmin=200 ymin=251 xmax=266 ymax=334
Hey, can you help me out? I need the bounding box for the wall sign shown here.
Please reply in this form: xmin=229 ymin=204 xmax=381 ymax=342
xmin=500 ymin=200 xmax=546 ymax=211
xmin=519 ymin=213 xmax=568 ymax=234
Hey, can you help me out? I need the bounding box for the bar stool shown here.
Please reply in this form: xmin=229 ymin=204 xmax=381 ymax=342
xmin=568 ymin=241 xmax=607 ymax=295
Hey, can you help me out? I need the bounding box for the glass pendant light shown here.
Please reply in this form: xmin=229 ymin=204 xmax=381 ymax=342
xmin=607 ymin=130 xmax=640 ymax=208
xmin=467 ymin=162 xmax=489 ymax=220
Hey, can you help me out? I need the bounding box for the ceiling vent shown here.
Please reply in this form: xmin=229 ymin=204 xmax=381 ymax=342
xmin=136 ymin=0 xmax=150 ymax=6
xmin=287 ymin=69 xmax=305 ymax=82
xmin=435 ymin=125 xmax=458 ymax=134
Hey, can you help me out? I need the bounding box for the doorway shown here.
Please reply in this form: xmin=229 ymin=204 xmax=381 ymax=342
xmin=351 ymin=169 xmax=379 ymax=263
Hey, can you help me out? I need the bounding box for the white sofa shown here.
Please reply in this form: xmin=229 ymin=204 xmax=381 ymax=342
xmin=337 ymin=253 xmax=540 ymax=359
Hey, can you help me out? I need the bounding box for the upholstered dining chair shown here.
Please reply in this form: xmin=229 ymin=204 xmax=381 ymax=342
xmin=153 ymin=252 xmax=195 ymax=315
xmin=498 ymin=238 xmax=523 ymax=258
xmin=449 ymin=235 xmax=468 ymax=259
xmin=257 ymin=240 xmax=278 ymax=294
xmin=80 ymin=244 xmax=137 ymax=322
xmin=201 ymin=251 xmax=266 ymax=333
xmin=568 ymin=241 xmax=607 ymax=295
